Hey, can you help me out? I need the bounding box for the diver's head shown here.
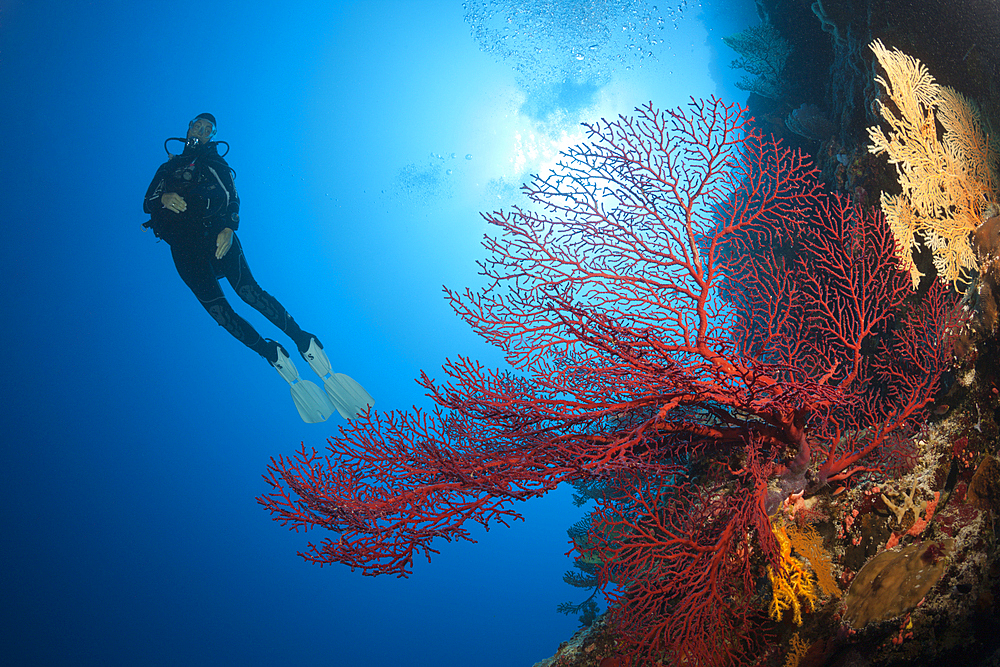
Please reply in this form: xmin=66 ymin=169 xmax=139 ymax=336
xmin=186 ymin=113 xmax=217 ymax=146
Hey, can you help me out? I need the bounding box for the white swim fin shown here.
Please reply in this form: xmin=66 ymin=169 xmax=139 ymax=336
xmin=301 ymin=337 xmax=374 ymax=420
xmin=270 ymin=341 xmax=335 ymax=423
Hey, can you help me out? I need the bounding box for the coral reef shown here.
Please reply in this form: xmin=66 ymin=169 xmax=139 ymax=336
xmin=528 ymin=9 xmax=1000 ymax=659
xmin=262 ymin=4 xmax=1000 ymax=663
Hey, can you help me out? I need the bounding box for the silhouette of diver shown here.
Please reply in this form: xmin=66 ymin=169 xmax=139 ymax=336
xmin=143 ymin=113 xmax=372 ymax=422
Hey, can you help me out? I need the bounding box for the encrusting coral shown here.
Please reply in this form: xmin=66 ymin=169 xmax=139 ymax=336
xmin=972 ymin=215 xmax=1000 ymax=330
xmin=867 ymin=40 xmax=999 ymax=288
xmin=843 ymin=539 xmax=954 ymax=628
xmin=880 ymin=479 xmax=929 ymax=526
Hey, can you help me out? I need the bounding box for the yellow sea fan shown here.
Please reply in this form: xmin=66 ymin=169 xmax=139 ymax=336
xmin=926 ymin=228 xmax=977 ymax=286
xmin=937 ymin=85 xmax=998 ymax=187
xmin=870 ymin=40 xmax=938 ymax=119
xmin=868 ymin=40 xmax=998 ymax=287
xmin=880 ymin=192 xmax=923 ymax=288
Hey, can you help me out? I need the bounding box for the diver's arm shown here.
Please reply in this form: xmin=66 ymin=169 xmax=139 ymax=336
xmin=212 ymin=156 xmax=240 ymax=231
xmin=161 ymin=192 xmax=187 ymax=213
xmin=216 ymin=227 xmax=233 ymax=259
xmin=143 ymin=162 xmax=174 ymax=215
xmin=227 ymin=181 xmax=240 ymax=231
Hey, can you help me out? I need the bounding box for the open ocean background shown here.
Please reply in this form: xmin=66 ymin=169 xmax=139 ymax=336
xmin=0 ymin=1 xmax=758 ymax=665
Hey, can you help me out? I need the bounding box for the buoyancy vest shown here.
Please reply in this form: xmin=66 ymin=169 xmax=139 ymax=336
xmin=143 ymin=142 xmax=239 ymax=246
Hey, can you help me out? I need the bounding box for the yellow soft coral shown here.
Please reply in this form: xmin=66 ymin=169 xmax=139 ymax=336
xmin=784 ymin=632 xmax=811 ymax=667
xmin=768 ymin=518 xmax=819 ymax=625
xmin=785 ymin=522 xmax=840 ymax=599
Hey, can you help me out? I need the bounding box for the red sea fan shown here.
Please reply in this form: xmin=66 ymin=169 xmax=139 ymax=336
xmin=259 ymin=98 xmax=959 ymax=665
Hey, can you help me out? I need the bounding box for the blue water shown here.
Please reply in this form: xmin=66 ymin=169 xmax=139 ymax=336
xmin=1 ymin=1 xmax=756 ymax=665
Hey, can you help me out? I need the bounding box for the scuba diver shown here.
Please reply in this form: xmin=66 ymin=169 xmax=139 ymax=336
xmin=143 ymin=113 xmax=372 ymax=423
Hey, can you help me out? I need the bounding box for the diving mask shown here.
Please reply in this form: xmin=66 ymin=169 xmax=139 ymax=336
xmin=188 ymin=117 xmax=217 ymax=141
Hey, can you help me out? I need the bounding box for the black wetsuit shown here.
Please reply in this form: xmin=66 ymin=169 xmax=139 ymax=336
xmin=143 ymin=141 xmax=310 ymax=363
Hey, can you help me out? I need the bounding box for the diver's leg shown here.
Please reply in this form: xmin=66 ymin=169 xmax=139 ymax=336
xmin=216 ymin=234 xmax=314 ymax=353
xmin=171 ymin=243 xmax=275 ymax=362
xmin=212 ymin=237 xmax=374 ymax=419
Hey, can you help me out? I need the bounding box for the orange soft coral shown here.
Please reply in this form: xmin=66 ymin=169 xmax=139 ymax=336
xmin=767 ymin=517 xmax=820 ymax=625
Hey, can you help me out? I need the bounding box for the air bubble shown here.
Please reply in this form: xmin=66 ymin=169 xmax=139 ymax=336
xmin=464 ymin=1 xmax=673 ymax=93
